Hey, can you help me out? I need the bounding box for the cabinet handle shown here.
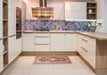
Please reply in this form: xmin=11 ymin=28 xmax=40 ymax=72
xmin=81 ymin=47 xmax=88 ymax=52
xmin=36 ymin=44 xmax=50 ymax=45
xmin=35 ymin=36 xmax=49 ymax=38
xmin=81 ymin=38 xmax=88 ymax=42
xmin=9 ymin=34 xmax=16 ymax=37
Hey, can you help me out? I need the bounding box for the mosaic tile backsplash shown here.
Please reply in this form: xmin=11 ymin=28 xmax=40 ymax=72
xmin=25 ymin=20 xmax=92 ymax=31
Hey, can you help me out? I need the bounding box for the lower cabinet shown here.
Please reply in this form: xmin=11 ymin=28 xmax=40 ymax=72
xmin=51 ymin=33 xmax=66 ymax=51
xmin=35 ymin=33 xmax=50 ymax=51
xmin=22 ymin=33 xmax=35 ymax=51
xmin=8 ymin=36 xmax=17 ymax=63
xmin=22 ymin=33 xmax=78 ymax=52
xmin=35 ymin=45 xmax=50 ymax=51
xmin=16 ymin=38 xmax=22 ymax=55
xmin=78 ymin=34 xmax=96 ymax=68
xmin=0 ymin=40 xmax=3 ymax=73
xmin=66 ymin=33 xmax=77 ymax=51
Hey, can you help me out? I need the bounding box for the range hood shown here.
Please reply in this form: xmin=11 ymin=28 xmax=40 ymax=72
xmin=32 ymin=0 xmax=54 ymax=19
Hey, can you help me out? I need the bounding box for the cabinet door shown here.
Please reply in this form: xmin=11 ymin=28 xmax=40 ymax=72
xmin=8 ymin=0 xmax=16 ymax=36
xmin=8 ymin=36 xmax=17 ymax=63
xmin=51 ymin=33 xmax=66 ymax=51
xmin=66 ymin=34 xmax=77 ymax=51
xmin=65 ymin=2 xmax=86 ymax=19
xmin=0 ymin=40 xmax=3 ymax=72
xmin=23 ymin=33 xmax=35 ymax=51
xmin=16 ymin=38 xmax=22 ymax=55
xmin=0 ymin=0 xmax=3 ymax=38
xmin=88 ymin=37 xmax=96 ymax=68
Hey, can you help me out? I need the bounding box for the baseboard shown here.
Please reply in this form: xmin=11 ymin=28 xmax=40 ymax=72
xmin=0 ymin=52 xmax=22 ymax=75
xmin=21 ymin=51 xmax=78 ymax=56
xmin=78 ymin=53 xmax=96 ymax=73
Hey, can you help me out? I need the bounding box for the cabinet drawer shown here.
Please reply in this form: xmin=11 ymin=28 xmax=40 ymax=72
xmin=35 ymin=33 xmax=50 ymax=37
xmin=80 ymin=46 xmax=89 ymax=55
xmin=35 ymin=45 xmax=50 ymax=51
xmin=80 ymin=35 xmax=90 ymax=49
xmin=79 ymin=46 xmax=89 ymax=62
xmin=35 ymin=37 xmax=50 ymax=44
xmin=80 ymin=36 xmax=89 ymax=43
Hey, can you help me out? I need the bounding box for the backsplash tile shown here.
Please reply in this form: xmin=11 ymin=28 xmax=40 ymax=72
xmin=25 ymin=20 xmax=91 ymax=31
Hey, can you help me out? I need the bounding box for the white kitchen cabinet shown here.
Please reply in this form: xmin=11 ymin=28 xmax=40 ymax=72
xmin=35 ymin=33 xmax=50 ymax=51
xmin=8 ymin=0 xmax=16 ymax=36
xmin=0 ymin=52 xmax=3 ymax=73
xmin=51 ymin=33 xmax=66 ymax=51
xmin=8 ymin=36 xmax=17 ymax=63
xmin=0 ymin=40 xmax=3 ymax=73
xmin=66 ymin=34 xmax=77 ymax=51
xmin=22 ymin=33 xmax=35 ymax=51
xmin=16 ymin=38 xmax=22 ymax=55
xmin=78 ymin=34 xmax=96 ymax=68
xmin=65 ymin=2 xmax=86 ymax=19
xmin=0 ymin=0 xmax=3 ymax=38
xmin=35 ymin=45 xmax=50 ymax=51
xmin=87 ymin=37 xmax=96 ymax=68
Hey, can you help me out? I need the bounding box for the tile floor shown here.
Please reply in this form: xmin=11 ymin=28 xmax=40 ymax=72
xmin=2 ymin=55 xmax=96 ymax=75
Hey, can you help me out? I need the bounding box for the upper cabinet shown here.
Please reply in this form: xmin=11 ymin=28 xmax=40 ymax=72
xmin=65 ymin=2 xmax=87 ymax=20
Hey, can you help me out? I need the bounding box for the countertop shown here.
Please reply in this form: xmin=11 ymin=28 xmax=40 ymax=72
xmin=22 ymin=31 xmax=107 ymax=40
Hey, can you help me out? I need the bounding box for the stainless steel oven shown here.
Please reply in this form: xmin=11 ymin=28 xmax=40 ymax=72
xmin=16 ymin=7 xmax=22 ymax=39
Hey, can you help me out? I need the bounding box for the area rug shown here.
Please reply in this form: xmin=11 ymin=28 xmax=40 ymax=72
xmin=34 ymin=56 xmax=71 ymax=64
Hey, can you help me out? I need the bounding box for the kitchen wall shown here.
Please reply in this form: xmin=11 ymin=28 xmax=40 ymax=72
xmin=23 ymin=0 xmax=39 ymax=20
xmin=23 ymin=0 xmax=94 ymax=20
xmin=47 ymin=0 xmax=65 ymax=20
xmin=104 ymin=0 xmax=107 ymax=33
xmin=23 ymin=0 xmax=65 ymax=20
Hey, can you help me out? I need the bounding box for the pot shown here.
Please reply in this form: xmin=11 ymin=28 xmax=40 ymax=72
xmin=89 ymin=26 xmax=97 ymax=32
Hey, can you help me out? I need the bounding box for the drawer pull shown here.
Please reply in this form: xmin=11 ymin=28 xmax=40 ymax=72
xmin=35 ymin=36 xmax=49 ymax=38
xmin=81 ymin=47 xmax=88 ymax=52
xmin=36 ymin=44 xmax=50 ymax=45
xmin=9 ymin=34 xmax=16 ymax=37
xmin=81 ymin=38 xmax=88 ymax=42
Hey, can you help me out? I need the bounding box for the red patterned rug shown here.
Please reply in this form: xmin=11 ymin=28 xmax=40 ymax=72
xmin=34 ymin=56 xmax=71 ymax=64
